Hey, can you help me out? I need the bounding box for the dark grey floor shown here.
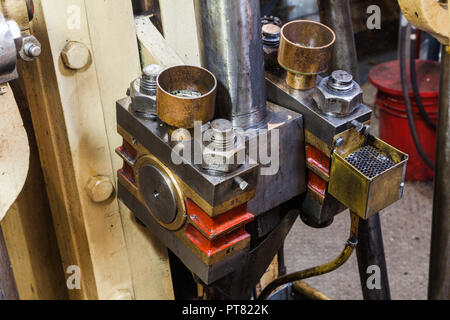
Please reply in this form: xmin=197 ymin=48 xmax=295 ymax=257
xmin=284 ymin=82 xmax=434 ymax=300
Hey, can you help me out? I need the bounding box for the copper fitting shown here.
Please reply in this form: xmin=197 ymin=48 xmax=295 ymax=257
xmin=278 ymin=20 xmax=336 ymax=90
xmin=157 ymin=65 xmax=217 ymax=128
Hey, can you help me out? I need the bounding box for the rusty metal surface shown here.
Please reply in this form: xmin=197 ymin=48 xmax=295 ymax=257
xmin=157 ymin=65 xmax=217 ymax=128
xmin=278 ymin=20 xmax=335 ymax=89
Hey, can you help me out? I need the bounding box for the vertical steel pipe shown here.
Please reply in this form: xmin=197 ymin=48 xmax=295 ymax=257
xmin=194 ymin=0 xmax=267 ymax=128
xmin=317 ymin=0 xmax=390 ymax=299
xmin=428 ymin=46 xmax=450 ymax=300
xmin=356 ymin=214 xmax=391 ymax=300
xmin=317 ymin=0 xmax=360 ymax=82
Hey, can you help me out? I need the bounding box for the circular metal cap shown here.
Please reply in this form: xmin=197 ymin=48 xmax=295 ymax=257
xmin=142 ymin=64 xmax=164 ymax=80
xmin=211 ymin=119 xmax=233 ymax=135
xmin=262 ymin=23 xmax=281 ymax=46
xmin=139 ymin=164 xmax=177 ymax=224
xmin=328 ymin=70 xmax=354 ymax=91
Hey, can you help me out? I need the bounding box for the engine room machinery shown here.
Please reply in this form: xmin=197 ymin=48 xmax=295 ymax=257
xmin=116 ymin=0 xmax=408 ymax=299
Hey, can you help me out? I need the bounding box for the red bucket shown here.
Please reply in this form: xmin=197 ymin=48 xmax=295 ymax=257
xmin=369 ymin=59 xmax=440 ymax=181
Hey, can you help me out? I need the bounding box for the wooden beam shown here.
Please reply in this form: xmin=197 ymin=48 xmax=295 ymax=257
xmin=0 ymin=84 xmax=29 ymax=221
xmin=0 ymin=78 xmax=67 ymax=300
xmin=135 ymin=15 xmax=184 ymax=67
xmin=18 ymin=0 xmax=173 ymax=299
xmin=83 ymin=0 xmax=174 ymax=300
xmin=159 ymin=0 xmax=200 ymax=66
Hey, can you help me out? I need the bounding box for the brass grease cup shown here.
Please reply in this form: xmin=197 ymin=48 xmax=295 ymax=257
xmin=278 ymin=20 xmax=336 ymax=90
xmin=157 ymin=65 xmax=217 ymax=128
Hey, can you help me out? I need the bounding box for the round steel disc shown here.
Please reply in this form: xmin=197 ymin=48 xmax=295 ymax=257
xmin=139 ymin=164 xmax=177 ymax=224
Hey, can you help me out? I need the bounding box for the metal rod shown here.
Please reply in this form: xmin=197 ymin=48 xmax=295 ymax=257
xmin=428 ymin=46 xmax=450 ymax=300
xmin=317 ymin=0 xmax=360 ymax=83
xmin=318 ymin=0 xmax=391 ymax=300
xmin=292 ymin=281 xmax=331 ymax=300
xmin=356 ymin=214 xmax=391 ymax=300
xmin=257 ymin=212 xmax=359 ymax=300
xmin=194 ymin=0 xmax=267 ymax=128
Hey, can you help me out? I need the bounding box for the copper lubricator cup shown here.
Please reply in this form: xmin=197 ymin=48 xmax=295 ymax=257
xmin=157 ymin=65 xmax=217 ymax=128
xmin=278 ymin=20 xmax=336 ymax=90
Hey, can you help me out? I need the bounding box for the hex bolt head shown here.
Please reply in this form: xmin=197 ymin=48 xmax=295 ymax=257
xmin=61 ymin=41 xmax=91 ymax=70
xmin=24 ymin=42 xmax=41 ymax=58
xmin=85 ymin=176 xmax=114 ymax=203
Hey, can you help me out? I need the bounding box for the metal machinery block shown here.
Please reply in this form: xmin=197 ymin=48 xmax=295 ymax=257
xmin=116 ymin=0 xmax=407 ymax=295
xmin=116 ymin=96 xmax=305 ymax=285
xmin=264 ymin=18 xmax=407 ymax=227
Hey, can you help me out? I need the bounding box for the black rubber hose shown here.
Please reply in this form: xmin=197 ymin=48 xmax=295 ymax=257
xmin=410 ymin=28 xmax=437 ymax=130
xmin=400 ymin=23 xmax=435 ymax=170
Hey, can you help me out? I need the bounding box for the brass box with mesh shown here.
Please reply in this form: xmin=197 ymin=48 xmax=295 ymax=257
xmin=328 ymin=130 xmax=408 ymax=219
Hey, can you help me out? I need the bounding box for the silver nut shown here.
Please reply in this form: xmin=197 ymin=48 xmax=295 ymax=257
xmin=202 ymin=144 xmax=244 ymax=173
xmin=313 ymin=73 xmax=363 ymax=117
xmin=202 ymin=120 xmax=244 ymax=173
xmin=129 ymin=78 xmax=157 ymax=118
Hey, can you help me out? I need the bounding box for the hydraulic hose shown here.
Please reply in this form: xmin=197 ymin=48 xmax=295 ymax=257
xmin=399 ymin=22 xmax=435 ymax=170
xmin=410 ymin=27 xmax=437 ymax=130
xmin=257 ymin=212 xmax=359 ymax=300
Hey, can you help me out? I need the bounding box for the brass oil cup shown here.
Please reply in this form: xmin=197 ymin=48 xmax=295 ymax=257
xmin=278 ymin=20 xmax=336 ymax=90
xmin=157 ymin=65 xmax=217 ymax=128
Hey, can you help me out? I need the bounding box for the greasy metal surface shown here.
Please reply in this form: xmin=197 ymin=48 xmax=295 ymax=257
xmin=117 ymin=98 xmax=259 ymax=212
xmin=157 ymin=65 xmax=216 ymax=128
xmin=429 ymin=47 xmax=450 ymax=300
xmin=247 ymin=102 xmax=306 ymax=215
xmin=265 ymin=70 xmax=372 ymax=147
xmin=318 ymin=0 xmax=360 ymax=82
xmin=278 ymin=20 xmax=335 ymax=90
xmin=329 ymin=133 xmax=408 ymax=219
xmin=194 ymin=0 xmax=267 ymax=128
xmin=118 ymin=183 xmax=247 ymax=284
xmin=258 ymin=212 xmax=359 ymax=300
xmin=207 ymin=209 xmax=299 ymax=299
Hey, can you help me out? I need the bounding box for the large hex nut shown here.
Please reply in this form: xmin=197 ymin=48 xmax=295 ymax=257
xmin=313 ymin=76 xmax=363 ymax=117
xmin=128 ymin=78 xmax=156 ymax=117
xmin=202 ymin=140 xmax=245 ymax=173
